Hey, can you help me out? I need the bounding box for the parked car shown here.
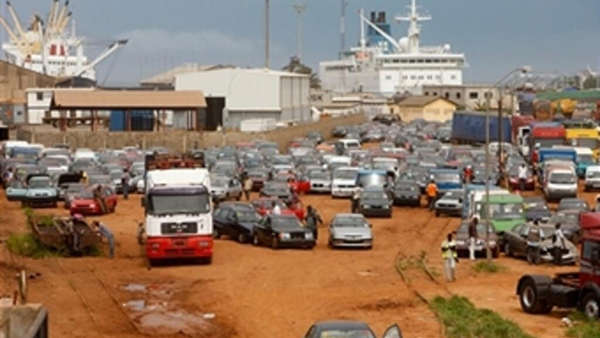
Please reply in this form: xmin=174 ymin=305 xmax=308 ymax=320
xmin=213 ymin=202 xmax=261 ymax=243
xmin=543 ymin=167 xmax=578 ymax=201
xmin=557 ymin=198 xmax=589 ymax=213
xmin=503 ymin=223 xmax=577 ymax=265
xmin=454 ymin=220 xmax=499 ymax=258
xmin=251 ymin=214 xmax=315 ymax=249
xmin=246 ymin=168 xmax=269 ymax=191
xmin=22 ymin=174 xmax=58 ymax=208
xmin=5 ymin=180 xmax=27 ymax=201
xmin=211 ymin=175 xmax=242 ymax=201
xmin=56 ymin=172 xmax=83 ymax=201
xmin=307 ymin=170 xmax=332 ymax=193
xmin=434 ymin=190 xmax=463 ymax=217
xmin=251 ymin=197 xmax=305 ymax=220
xmin=260 ymin=181 xmax=295 ymax=204
xmin=69 ymin=185 xmax=118 ymax=215
xmin=391 ymin=180 xmax=420 ymax=206
xmin=331 ymin=167 xmax=360 ymax=198
xmin=355 ymin=186 xmax=393 ymax=218
xmin=523 ymin=196 xmax=551 ymax=222
xmin=328 ymin=213 xmax=373 ymax=249
xmin=584 ymin=165 xmax=600 ymax=191
xmin=547 ymin=210 xmax=582 ymax=244
xmin=63 ymin=183 xmax=87 ymax=209
xmin=304 ymin=321 xmax=402 ymax=338
xmin=508 ymin=165 xmax=535 ymax=191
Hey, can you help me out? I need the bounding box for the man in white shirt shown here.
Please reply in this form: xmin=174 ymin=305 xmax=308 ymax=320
xmin=552 ymin=223 xmax=567 ymax=265
xmin=518 ymin=164 xmax=528 ymax=191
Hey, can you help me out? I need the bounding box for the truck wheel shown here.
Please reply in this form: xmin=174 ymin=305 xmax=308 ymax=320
xmin=519 ymin=278 xmax=553 ymax=314
xmin=271 ymin=237 xmax=279 ymax=249
xmin=237 ymin=232 xmax=248 ymax=244
xmin=582 ymin=293 xmax=600 ymax=319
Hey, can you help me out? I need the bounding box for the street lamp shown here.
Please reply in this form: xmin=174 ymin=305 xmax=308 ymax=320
xmin=484 ymin=65 xmax=531 ymax=260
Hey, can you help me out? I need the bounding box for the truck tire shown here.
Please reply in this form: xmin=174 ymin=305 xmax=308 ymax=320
xmin=582 ymin=292 xmax=600 ymax=319
xmin=519 ymin=278 xmax=553 ymax=314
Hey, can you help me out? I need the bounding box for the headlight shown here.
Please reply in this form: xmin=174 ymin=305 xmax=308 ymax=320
xmin=279 ymin=233 xmax=291 ymax=240
xmin=305 ymin=232 xmax=313 ymax=239
xmin=363 ymin=205 xmax=371 ymax=209
xmin=383 ymin=204 xmax=389 ymax=209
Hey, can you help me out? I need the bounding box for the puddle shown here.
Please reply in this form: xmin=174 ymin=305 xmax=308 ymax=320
xmin=123 ymin=300 xmax=146 ymax=311
xmin=122 ymin=283 xmax=147 ymax=293
xmin=138 ymin=311 xmax=211 ymax=335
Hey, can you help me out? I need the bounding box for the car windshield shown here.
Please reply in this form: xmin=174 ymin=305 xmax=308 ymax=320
xmin=550 ymin=173 xmax=576 ymax=184
xmin=89 ymin=176 xmax=111 ymax=185
xmin=578 ymin=154 xmax=594 ymax=164
xmin=29 ymin=178 xmax=50 ymax=189
xmin=334 ymin=169 xmax=358 ymax=180
xmin=487 ymin=203 xmax=523 ymax=219
xmin=358 ymin=173 xmax=387 ymax=187
xmin=318 ymin=329 xmax=375 ymax=338
xmin=265 ymin=184 xmax=289 ymax=195
xmin=433 ymin=172 xmax=460 ymax=183
xmin=272 ymin=217 xmax=300 ymax=228
xmin=236 ymin=210 xmax=260 ymax=222
xmin=362 ymin=192 xmax=388 ymax=201
xmin=525 ymin=202 xmax=548 ymax=210
xmin=396 ymin=184 xmax=417 ymax=191
xmin=310 ymin=172 xmax=330 ymax=180
xmin=151 ymin=194 xmax=211 ymax=215
xmin=444 ymin=191 xmax=462 ymax=199
xmin=332 ymin=217 xmax=367 ymax=228
xmin=561 ymin=201 xmax=586 ymax=209
xmin=587 ymin=170 xmax=600 ymax=178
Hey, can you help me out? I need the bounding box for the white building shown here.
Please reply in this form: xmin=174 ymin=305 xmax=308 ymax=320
xmin=175 ymin=68 xmax=310 ymax=129
xmin=26 ymin=88 xmax=96 ymax=124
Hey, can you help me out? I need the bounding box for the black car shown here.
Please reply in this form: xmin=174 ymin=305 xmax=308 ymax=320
xmin=557 ymin=198 xmax=589 ymax=213
xmin=305 ymin=321 xmax=402 ymax=338
xmin=213 ymin=202 xmax=261 ymax=243
xmin=523 ymin=197 xmax=551 ymax=222
xmin=548 ymin=209 xmax=582 ymax=244
xmin=252 ymin=214 xmax=315 ymax=249
xmin=331 ymin=126 xmax=347 ymax=138
xmin=260 ymin=181 xmax=294 ymax=204
xmin=391 ymin=180 xmax=420 ymax=206
xmin=356 ymin=186 xmax=393 ymax=218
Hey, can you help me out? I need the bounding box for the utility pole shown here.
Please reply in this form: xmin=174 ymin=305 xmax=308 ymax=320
xmin=293 ymin=2 xmax=307 ymax=60
xmin=485 ymin=90 xmax=492 ymax=260
xmin=265 ymin=0 xmax=270 ymax=69
xmin=340 ymin=0 xmax=349 ymax=59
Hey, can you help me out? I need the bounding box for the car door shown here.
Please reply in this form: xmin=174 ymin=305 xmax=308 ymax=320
xmin=505 ymin=224 xmax=522 ymax=254
xmin=255 ymin=217 xmax=268 ymax=245
xmin=260 ymin=217 xmax=274 ymax=243
xmin=221 ymin=209 xmax=236 ymax=236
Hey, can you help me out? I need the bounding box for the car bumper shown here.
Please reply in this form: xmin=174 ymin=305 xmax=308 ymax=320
xmin=310 ymin=183 xmax=331 ymax=193
xmin=6 ymin=194 xmax=25 ymax=202
xmin=331 ymin=238 xmax=372 ymax=248
xmin=435 ymin=206 xmax=462 ymax=216
xmin=146 ymin=235 xmax=213 ymax=259
xmin=70 ymin=205 xmax=102 ymax=215
xmin=332 ymin=188 xmax=357 ymax=198
xmin=359 ymin=207 xmax=391 ymax=217
xmin=277 ymin=238 xmax=315 ymax=248
xmin=25 ymin=197 xmax=57 ymax=206
xmin=545 ymin=190 xmax=577 ymax=200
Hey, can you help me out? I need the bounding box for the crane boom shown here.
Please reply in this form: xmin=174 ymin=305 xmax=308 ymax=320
xmin=0 ymin=16 xmax=18 ymax=42
xmin=47 ymin=0 xmax=59 ymax=32
xmin=6 ymin=1 xmax=25 ymax=37
xmin=75 ymin=39 xmax=127 ymax=77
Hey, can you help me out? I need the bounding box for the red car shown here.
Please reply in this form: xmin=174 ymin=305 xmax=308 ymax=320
xmin=273 ymin=173 xmax=311 ymax=195
xmin=251 ymin=197 xmax=305 ymax=220
xmin=70 ymin=185 xmax=118 ymax=215
xmin=508 ymin=166 xmax=535 ymax=191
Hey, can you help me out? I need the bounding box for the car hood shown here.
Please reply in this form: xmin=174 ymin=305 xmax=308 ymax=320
xmin=332 ymin=227 xmax=372 ymax=237
xmin=26 ymin=188 xmax=56 ymax=195
xmin=492 ymin=219 xmax=525 ymax=232
xmin=272 ymin=226 xmax=308 ymax=233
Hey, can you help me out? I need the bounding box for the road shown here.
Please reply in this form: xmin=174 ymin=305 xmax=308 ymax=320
xmin=0 ymin=186 xmax=586 ymax=337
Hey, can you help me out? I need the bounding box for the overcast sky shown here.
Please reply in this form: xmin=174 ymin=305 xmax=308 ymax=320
xmin=3 ymin=0 xmax=600 ymax=85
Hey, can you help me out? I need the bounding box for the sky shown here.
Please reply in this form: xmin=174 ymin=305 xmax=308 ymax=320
xmin=3 ymin=0 xmax=600 ymax=86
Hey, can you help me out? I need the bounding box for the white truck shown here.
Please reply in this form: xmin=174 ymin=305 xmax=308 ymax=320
xmin=141 ymin=155 xmax=213 ymax=265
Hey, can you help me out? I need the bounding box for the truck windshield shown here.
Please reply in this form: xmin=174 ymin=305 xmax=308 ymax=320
xmin=487 ymin=203 xmax=523 ymax=219
xmin=150 ymin=194 xmax=210 ymax=215
xmin=434 ymin=173 xmax=460 ymax=183
xmin=536 ymin=138 xmax=564 ymax=148
xmin=577 ymin=154 xmax=594 ymax=164
xmin=550 ymin=173 xmax=576 ymax=184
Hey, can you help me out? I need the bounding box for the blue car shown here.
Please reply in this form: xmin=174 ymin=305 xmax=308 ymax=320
xmin=6 ymin=180 xmax=28 ymax=201
xmin=22 ymin=175 xmax=59 ymax=208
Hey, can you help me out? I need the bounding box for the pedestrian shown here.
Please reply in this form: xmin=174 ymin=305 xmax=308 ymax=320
xmin=351 ymin=187 xmax=363 ymax=213
xmin=3 ymin=167 xmax=13 ymax=185
xmin=121 ymin=170 xmax=130 ymax=200
xmin=305 ymin=205 xmax=323 ymax=240
xmin=272 ymin=202 xmax=282 ymax=215
xmin=527 ymin=220 xmax=542 ymax=264
xmin=426 ymin=180 xmax=438 ymax=210
xmin=518 ymin=163 xmax=528 ymax=192
xmin=441 ymin=232 xmax=458 ymax=282
xmin=463 ymin=165 xmax=473 ymax=184
xmin=243 ymin=176 xmax=253 ymax=201
xmin=552 ymin=223 xmax=567 ymax=265
xmin=93 ymin=221 xmax=115 ymax=258
xmin=93 ymin=185 xmax=108 ymax=213
xmin=468 ymin=216 xmax=478 ymax=260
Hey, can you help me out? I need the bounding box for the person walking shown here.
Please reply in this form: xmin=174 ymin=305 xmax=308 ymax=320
xmin=552 ymin=223 xmax=567 ymax=265
xmin=518 ymin=163 xmax=528 ymax=192
xmin=441 ymin=232 xmax=459 ymax=282
xmin=121 ymin=170 xmax=130 ymax=200
xmin=243 ymin=176 xmax=253 ymax=201
xmin=93 ymin=185 xmax=108 ymax=214
xmin=527 ymin=220 xmax=542 ymax=264
xmin=305 ymin=205 xmax=323 ymax=240
xmin=468 ymin=216 xmax=479 ymax=260
xmin=93 ymin=221 xmax=115 ymax=258
xmin=463 ymin=165 xmax=473 ymax=184
xmin=426 ymin=180 xmax=438 ymax=210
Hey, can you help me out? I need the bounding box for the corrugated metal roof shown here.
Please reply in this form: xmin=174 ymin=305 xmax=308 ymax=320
xmin=52 ymin=90 xmax=207 ymax=109
xmin=396 ymin=96 xmax=457 ymax=107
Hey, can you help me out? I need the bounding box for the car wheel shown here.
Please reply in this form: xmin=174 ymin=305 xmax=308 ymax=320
xmin=252 ymin=234 xmax=260 ymax=246
xmin=213 ymin=228 xmax=221 ymax=239
xmin=271 ymin=237 xmax=279 ymax=249
xmin=519 ymin=278 xmax=553 ymax=314
xmin=582 ymin=293 xmax=600 ymax=319
xmin=504 ymin=242 xmax=512 ymax=257
xmin=237 ymin=232 xmax=248 ymax=244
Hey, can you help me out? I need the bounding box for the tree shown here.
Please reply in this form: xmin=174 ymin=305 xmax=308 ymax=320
xmin=282 ymin=56 xmax=321 ymax=89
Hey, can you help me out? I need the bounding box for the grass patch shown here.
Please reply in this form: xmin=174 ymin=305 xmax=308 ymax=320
xmin=473 ymin=260 xmax=507 ymax=274
xmin=430 ymin=296 xmax=533 ymax=338
xmin=6 ymin=233 xmax=63 ymax=258
xmin=566 ymin=312 xmax=600 ymax=338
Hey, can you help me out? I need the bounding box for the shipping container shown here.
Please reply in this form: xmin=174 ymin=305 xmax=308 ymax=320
xmin=451 ymin=110 xmax=511 ymax=144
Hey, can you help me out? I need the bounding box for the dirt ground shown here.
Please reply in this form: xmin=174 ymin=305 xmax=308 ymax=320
xmin=0 ymin=183 xmax=591 ymax=337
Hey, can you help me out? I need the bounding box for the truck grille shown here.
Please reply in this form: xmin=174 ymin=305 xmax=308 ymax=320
xmin=161 ymin=222 xmax=198 ymax=234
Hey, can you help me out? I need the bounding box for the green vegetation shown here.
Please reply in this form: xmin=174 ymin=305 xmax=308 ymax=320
xmin=566 ymin=312 xmax=600 ymax=338
xmin=473 ymin=260 xmax=507 ymax=274
xmin=394 ymin=251 xmax=439 ymax=284
xmin=430 ymin=296 xmax=533 ymax=338
xmin=6 ymin=233 xmax=62 ymax=258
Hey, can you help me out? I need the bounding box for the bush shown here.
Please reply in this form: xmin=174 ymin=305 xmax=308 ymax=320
xmin=430 ymin=296 xmax=533 ymax=338
xmin=566 ymin=312 xmax=600 ymax=338
xmin=473 ymin=260 xmax=507 ymax=274
xmin=6 ymin=233 xmax=62 ymax=258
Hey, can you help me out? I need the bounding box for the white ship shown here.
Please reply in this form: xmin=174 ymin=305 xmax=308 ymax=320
xmin=0 ymin=0 xmax=126 ymax=80
xmin=319 ymin=0 xmax=466 ymax=97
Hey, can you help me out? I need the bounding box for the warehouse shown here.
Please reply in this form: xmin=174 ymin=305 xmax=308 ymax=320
xmin=175 ymin=68 xmax=310 ymax=130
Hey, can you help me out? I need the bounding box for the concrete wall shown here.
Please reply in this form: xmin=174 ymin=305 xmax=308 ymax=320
xmin=16 ymin=113 xmax=366 ymax=153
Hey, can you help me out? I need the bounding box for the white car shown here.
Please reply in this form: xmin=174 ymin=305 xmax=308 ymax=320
xmin=331 ymin=167 xmax=359 ymax=198
xmin=584 ymin=165 xmax=600 ymax=191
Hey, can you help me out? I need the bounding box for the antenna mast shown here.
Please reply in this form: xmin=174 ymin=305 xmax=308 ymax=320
xmin=293 ymin=2 xmax=307 ymax=60
xmin=395 ymin=0 xmax=431 ymax=53
xmin=340 ymin=0 xmax=348 ymax=59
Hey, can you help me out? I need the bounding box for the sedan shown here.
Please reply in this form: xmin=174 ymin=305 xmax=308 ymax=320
xmin=305 ymin=321 xmax=402 ymax=338
xmin=503 ymin=223 xmax=577 ymax=265
xmin=523 ymin=197 xmax=551 ymax=222
xmin=251 ymin=214 xmax=315 ymax=249
xmin=260 ymin=181 xmax=295 ymax=204
xmin=211 ymin=175 xmax=242 ymax=201
xmin=454 ymin=220 xmax=499 ymax=258
xmin=308 ymin=170 xmax=332 ymax=193
xmin=434 ymin=190 xmax=463 ymax=217
xmin=213 ymin=202 xmax=261 ymax=243
xmin=391 ymin=180 xmax=420 ymax=206
xmin=251 ymin=197 xmax=305 ymax=220
xmin=329 ymin=214 xmax=373 ymax=249
xmin=356 ymin=187 xmax=393 ymax=218
xmin=70 ymin=185 xmax=118 ymax=215
xmin=557 ymin=198 xmax=589 ymax=213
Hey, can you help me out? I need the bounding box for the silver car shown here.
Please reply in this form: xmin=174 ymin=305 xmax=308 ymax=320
xmin=328 ymin=213 xmax=373 ymax=249
xmin=308 ymin=170 xmax=332 ymax=193
xmin=211 ymin=175 xmax=242 ymax=201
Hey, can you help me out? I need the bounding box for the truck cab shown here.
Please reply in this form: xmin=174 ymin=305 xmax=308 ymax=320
xmin=479 ymin=194 xmax=525 ymax=233
xmin=429 ymin=168 xmax=462 ymax=195
xmin=529 ymin=122 xmax=566 ymax=164
xmin=517 ymin=212 xmax=600 ymax=319
xmin=142 ymin=155 xmax=213 ymax=264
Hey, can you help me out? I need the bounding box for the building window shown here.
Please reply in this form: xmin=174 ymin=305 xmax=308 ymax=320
xmin=36 ymin=92 xmax=43 ymax=101
xmin=456 ymin=93 xmax=461 ymax=99
xmin=469 ymin=92 xmax=479 ymax=99
xmin=451 ymin=75 xmax=457 ymax=80
xmin=402 ymin=75 xmax=408 ymax=80
xmin=433 ymin=92 xmax=438 ymax=96
xmin=411 ymin=75 xmax=416 ymax=80
xmin=418 ymin=75 xmax=424 ymax=80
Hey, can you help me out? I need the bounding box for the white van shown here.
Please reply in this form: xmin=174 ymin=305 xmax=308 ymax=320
xmin=335 ymin=139 xmax=361 ymax=155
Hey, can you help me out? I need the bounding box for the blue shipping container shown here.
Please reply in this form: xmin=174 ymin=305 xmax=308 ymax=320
xmin=109 ymin=110 xmax=154 ymax=131
xmin=109 ymin=110 xmax=125 ymax=131
xmin=451 ymin=111 xmax=511 ymax=144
